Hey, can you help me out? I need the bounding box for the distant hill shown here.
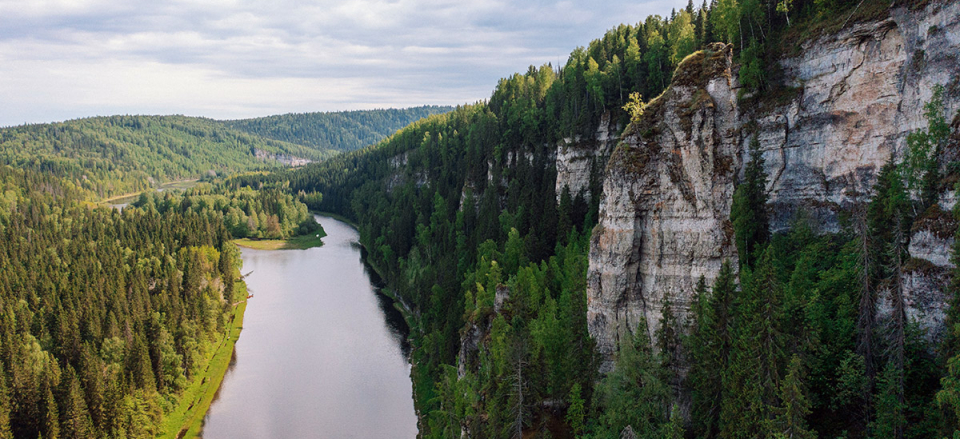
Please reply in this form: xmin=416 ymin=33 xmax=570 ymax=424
xmin=0 ymin=107 xmax=451 ymax=199
xmin=0 ymin=115 xmax=331 ymax=199
xmin=222 ymin=106 xmax=454 ymax=153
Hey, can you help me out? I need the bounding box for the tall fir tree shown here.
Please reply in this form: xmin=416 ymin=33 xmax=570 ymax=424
xmin=731 ymin=136 xmax=770 ymax=269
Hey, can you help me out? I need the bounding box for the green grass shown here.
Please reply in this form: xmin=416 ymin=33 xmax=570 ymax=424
xmin=159 ymin=298 xmax=247 ymax=439
xmin=100 ymin=179 xmax=200 ymax=204
xmin=233 ymin=232 xmax=326 ymax=250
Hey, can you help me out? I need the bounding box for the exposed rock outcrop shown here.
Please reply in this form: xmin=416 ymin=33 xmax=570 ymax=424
xmin=555 ymin=112 xmax=619 ymax=201
xmin=253 ymin=148 xmax=311 ymax=166
xmin=756 ymin=2 xmax=960 ymax=232
xmin=588 ymin=43 xmax=741 ymax=371
xmin=587 ymin=2 xmax=960 ymax=368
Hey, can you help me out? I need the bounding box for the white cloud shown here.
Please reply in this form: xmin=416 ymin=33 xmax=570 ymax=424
xmin=0 ymin=0 xmax=689 ymax=126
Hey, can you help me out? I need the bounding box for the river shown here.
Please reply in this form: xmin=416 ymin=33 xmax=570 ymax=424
xmin=200 ymin=215 xmax=419 ymax=438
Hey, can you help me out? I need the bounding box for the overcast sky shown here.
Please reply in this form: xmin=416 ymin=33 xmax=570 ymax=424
xmin=0 ymin=0 xmax=689 ymax=127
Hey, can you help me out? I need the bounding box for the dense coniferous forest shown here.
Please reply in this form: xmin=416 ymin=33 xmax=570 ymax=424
xmin=0 ymin=166 xmax=244 ymax=438
xmin=223 ymin=106 xmax=454 ymax=153
xmin=0 ymin=164 xmax=325 ymax=438
xmin=231 ymin=0 xmax=960 ymax=437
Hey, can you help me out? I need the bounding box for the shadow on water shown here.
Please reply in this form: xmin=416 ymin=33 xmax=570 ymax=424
xmin=359 ymin=245 xmax=412 ymax=358
xmin=199 ymin=349 xmax=239 ymax=436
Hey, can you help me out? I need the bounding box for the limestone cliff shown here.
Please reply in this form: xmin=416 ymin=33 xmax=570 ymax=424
xmin=555 ymin=112 xmax=620 ymax=202
xmin=755 ymin=2 xmax=960 ymax=232
xmin=586 ymin=1 xmax=960 ymax=369
xmin=587 ymin=43 xmax=741 ymax=371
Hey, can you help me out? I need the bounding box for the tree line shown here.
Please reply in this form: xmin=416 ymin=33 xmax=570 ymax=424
xmin=223 ymin=106 xmax=454 ymax=153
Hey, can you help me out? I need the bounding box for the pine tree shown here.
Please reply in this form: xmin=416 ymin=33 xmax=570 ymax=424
xmin=566 ymin=383 xmax=586 ymax=436
xmin=854 ymin=197 xmax=876 ymax=424
xmin=722 ymin=247 xmax=785 ymax=438
xmin=872 ymin=361 xmax=906 ymax=439
xmin=656 ymin=294 xmax=683 ymax=397
xmin=731 ymin=136 xmax=770 ymax=269
xmin=596 ymin=318 xmax=670 ymax=437
xmin=0 ymin=365 xmax=10 ymax=439
xmin=60 ymin=366 xmax=93 ymax=439
xmin=775 ymin=355 xmax=815 ymax=439
xmin=42 ymin=384 xmax=59 ymax=439
xmin=687 ymin=265 xmax=736 ymax=438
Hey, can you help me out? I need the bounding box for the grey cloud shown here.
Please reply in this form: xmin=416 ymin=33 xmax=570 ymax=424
xmin=0 ymin=0 xmax=688 ymax=126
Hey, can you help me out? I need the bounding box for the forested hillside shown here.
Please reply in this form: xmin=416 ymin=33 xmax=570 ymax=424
xmin=0 ymin=162 xmax=325 ymax=438
xmin=223 ymin=106 xmax=453 ymax=153
xmin=0 ymin=108 xmax=450 ymax=201
xmin=234 ymin=0 xmax=960 ymax=437
xmin=0 ymin=166 xmax=244 ymax=438
xmin=0 ymin=115 xmax=327 ymax=200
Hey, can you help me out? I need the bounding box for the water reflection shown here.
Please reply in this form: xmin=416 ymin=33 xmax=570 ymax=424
xmin=361 ymin=247 xmax=412 ymax=358
xmin=200 ymin=215 xmax=418 ymax=438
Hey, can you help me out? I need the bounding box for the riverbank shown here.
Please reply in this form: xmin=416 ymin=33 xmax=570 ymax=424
xmin=233 ymin=232 xmax=325 ymax=250
xmin=100 ymin=179 xmax=200 ymax=204
xmin=199 ymin=215 xmax=419 ymax=437
xmin=314 ymin=211 xmax=357 ymax=228
xmin=159 ymin=286 xmax=248 ymax=439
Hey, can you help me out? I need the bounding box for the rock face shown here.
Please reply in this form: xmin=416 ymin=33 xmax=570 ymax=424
xmin=587 ymin=2 xmax=960 ymax=369
xmin=756 ymin=2 xmax=960 ymax=232
xmin=588 ymin=44 xmax=741 ymax=371
xmin=555 ymin=112 xmax=620 ymax=201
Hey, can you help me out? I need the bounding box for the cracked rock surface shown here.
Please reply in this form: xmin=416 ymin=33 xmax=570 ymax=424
xmin=585 ymin=2 xmax=960 ymax=369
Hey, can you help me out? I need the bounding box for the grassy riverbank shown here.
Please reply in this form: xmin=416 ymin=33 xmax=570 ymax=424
xmin=159 ymin=290 xmax=248 ymax=439
xmin=100 ymin=179 xmax=200 ymax=204
xmin=233 ymin=231 xmax=326 ymax=250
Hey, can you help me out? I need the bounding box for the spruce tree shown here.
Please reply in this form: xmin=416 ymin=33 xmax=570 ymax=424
xmin=722 ymin=247 xmax=785 ymax=438
xmin=731 ymin=136 xmax=770 ymax=269
xmin=775 ymin=355 xmax=815 ymax=439
xmin=687 ymin=265 xmax=736 ymax=438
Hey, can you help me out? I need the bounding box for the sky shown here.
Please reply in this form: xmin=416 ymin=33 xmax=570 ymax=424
xmin=0 ymin=0 xmax=689 ymax=127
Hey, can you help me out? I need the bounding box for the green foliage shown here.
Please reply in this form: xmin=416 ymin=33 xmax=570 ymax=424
xmin=133 ymin=183 xmax=321 ymax=240
xmin=731 ymin=136 xmax=770 ymax=269
xmin=593 ymin=320 xmax=671 ymax=438
xmin=0 ymin=191 xmax=242 ymax=437
xmin=567 ymin=383 xmax=586 ymax=436
xmin=775 ymin=355 xmax=816 ymax=439
xmin=871 ymin=361 xmax=906 ymax=439
xmin=224 ymin=106 xmax=453 ymax=153
xmin=0 ymin=115 xmax=332 ymax=200
xmin=902 ymin=84 xmax=948 ymax=209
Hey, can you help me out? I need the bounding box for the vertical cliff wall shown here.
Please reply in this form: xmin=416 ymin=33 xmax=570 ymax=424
xmin=587 ymin=44 xmax=741 ymax=370
xmin=555 ymin=112 xmax=620 ymax=202
xmin=585 ymin=2 xmax=960 ymax=369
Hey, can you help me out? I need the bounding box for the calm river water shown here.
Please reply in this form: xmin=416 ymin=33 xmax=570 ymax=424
xmin=201 ymin=215 xmax=418 ymax=438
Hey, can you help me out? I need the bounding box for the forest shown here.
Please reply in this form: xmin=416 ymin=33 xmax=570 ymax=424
xmin=0 ymin=108 xmax=448 ymax=202
xmin=229 ymin=0 xmax=960 ymax=437
xmin=223 ymin=106 xmax=454 ymax=154
xmin=0 ymin=162 xmax=327 ymax=438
